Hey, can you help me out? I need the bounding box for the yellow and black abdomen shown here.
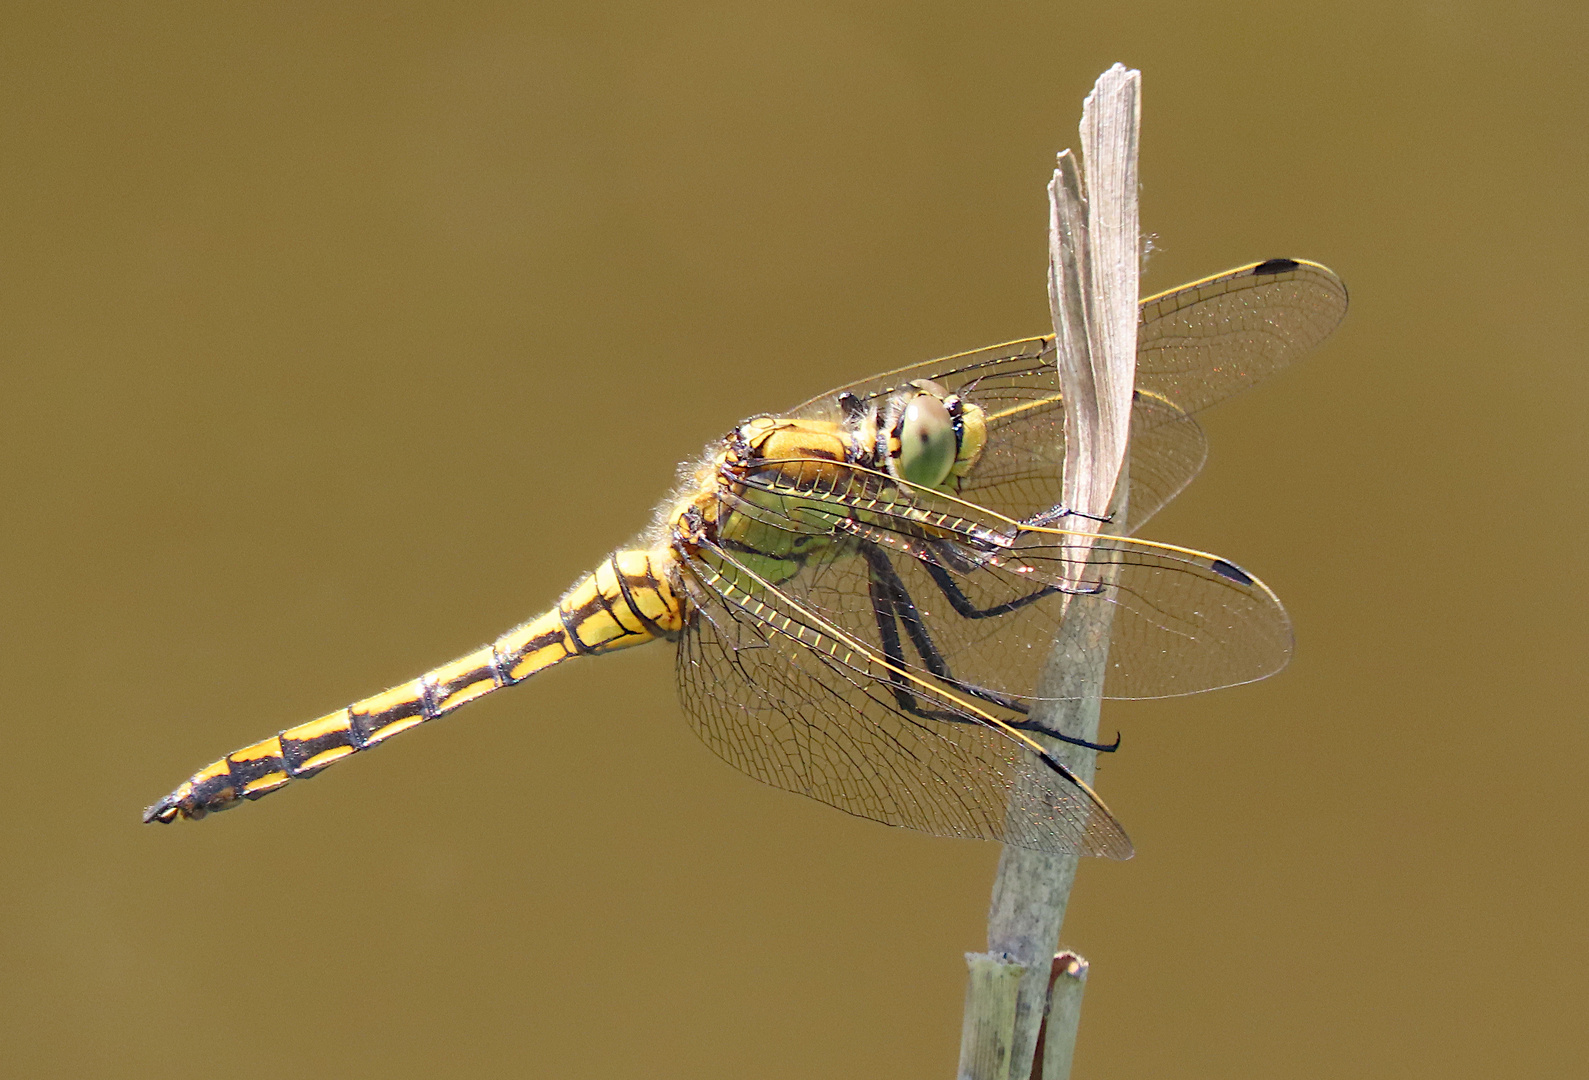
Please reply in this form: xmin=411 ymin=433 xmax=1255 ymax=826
xmin=144 ymin=548 xmax=683 ymax=822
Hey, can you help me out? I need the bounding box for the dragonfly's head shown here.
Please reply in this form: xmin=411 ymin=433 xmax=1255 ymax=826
xmin=878 ymin=379 xmax=987 ymax=493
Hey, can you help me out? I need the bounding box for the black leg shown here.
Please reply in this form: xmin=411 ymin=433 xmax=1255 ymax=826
xmin=1022 ymin=505 xmax=1113 ymax=528
xmin=858 ymin=540 xmax=1120 ymax=753
xmin=861 ymin=543 xmax=1026 ymax=709
xmin=918 ymin=539 xmax=1105 ymax=621
xmin=866 ymin=557 xmax=922 ymax=715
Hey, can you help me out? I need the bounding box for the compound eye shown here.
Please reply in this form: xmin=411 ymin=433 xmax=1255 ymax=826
xmin=896 ymin=392 xmax=957 ymax=489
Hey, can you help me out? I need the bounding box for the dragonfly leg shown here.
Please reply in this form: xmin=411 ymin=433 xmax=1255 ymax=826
xmin=864 ymin=563 xmax=918 ymax=715
xmin=862 ymin=543 xmax=1026 ymax=710
xmin=860 ymin=542 xmax=1119 ymax=754
xmin=1020 ymin=505 xmax=1114 ymax=528
xmin=918 ymin=548 xmax=1062 ymax=619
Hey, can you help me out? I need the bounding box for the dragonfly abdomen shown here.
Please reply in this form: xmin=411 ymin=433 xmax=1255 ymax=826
xmin=143 ymin=548 xmax=684 ymax=823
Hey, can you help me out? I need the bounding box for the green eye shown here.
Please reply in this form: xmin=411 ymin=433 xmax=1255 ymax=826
xmin=896 ymin=393 xmax=957 ymax=489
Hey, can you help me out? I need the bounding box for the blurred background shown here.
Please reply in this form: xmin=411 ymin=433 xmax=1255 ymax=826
xmin=2 ymin=2 xmax=1584 ymax=1077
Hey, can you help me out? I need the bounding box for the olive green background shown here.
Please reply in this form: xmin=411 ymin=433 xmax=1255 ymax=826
xmin=2 ymin=3 xmax=1584 ymax=1077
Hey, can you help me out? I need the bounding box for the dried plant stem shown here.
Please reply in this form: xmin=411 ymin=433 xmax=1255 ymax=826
xmin=974 ymin=473 xmax=1124 ymax=1080
xmin=956 ymin=467 xmax=1127 ymax=1079
xmin=956 ymin=63 xmax=1139 ymax=1080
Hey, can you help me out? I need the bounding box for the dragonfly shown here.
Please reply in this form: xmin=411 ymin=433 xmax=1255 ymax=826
xmin=145 ymin=258 xmax=1346 ymax=858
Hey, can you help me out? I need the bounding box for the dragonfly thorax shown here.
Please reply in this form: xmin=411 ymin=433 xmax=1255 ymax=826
xmin=659 ymin=381 xmax=992 ymax=597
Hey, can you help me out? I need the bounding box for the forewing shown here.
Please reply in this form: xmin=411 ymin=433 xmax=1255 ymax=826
xmin=787 ymin=259 xmax=1342 ymax=528
xmin=727 ymin=466 xmax=1292 ymax=703
xmin=672 ymin=541 xmax=1133 ymax=857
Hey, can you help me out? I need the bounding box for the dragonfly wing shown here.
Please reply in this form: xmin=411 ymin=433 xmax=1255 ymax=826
xmin=673 ymin=540 xmax=1133 ymax=858
xmin=787 ymin=259 xmax=1342 ymax=527
xmin=789 ymin=259 xmax=1345 ymax=426
xmin=727 ymin=465 xmax=1292 ymax=703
